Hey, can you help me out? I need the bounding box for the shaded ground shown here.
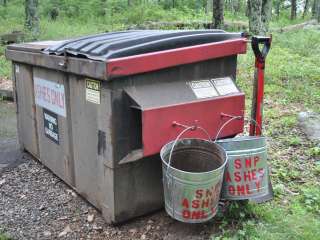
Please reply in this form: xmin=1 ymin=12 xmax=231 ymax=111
xmin=0 ymin=78 xmax=13 ymax=100
xmin=0 ymin=100 xmax=217 ymax=239
xmin=0 ymin=101 xmax=20 ymax=173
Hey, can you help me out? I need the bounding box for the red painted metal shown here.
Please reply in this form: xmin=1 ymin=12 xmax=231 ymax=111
xmin=256 ymin=61 xmax=265 ymax=136
xmin=107 ymin=38 xmax=247 ymax=78
xmin=250 ymin=60 xmax=265 ymax=136
xmin=250 ymin=36 xmax=271 ymax=136
xmin=142 ymin=94 xmax=245 ymax=157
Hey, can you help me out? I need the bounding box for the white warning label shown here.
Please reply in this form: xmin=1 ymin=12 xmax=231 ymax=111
xmin=188 ymin=80 xmax=218 ymax=99
xmin=211 ymin=77 xmax=239 ymax=95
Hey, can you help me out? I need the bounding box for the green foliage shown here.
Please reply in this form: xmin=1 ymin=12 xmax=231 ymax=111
xmin=213 ymin=198 xmax=320 ymax=240
xmin=300 ymin=186 xmax=320 ymax=214
xmin=0 ymin=232 xmax=11 ymax=240
xmin=253 ymin=210 xmax=320 ymax=240
xmin=0 ymin=46 xmax=11 ymax=78
xmin=280 ymin=115 xmax=297 ymax=128
xmin=314 ymin=161 xmax=320 ymax=175
xmin=309 ymin=146 xmax=320 ymax=157
xmin=238 ymin=29 xmax=320 ymax=112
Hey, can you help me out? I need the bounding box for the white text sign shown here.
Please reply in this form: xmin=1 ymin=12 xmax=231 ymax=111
xmin=34 ymin=77 xmax=66 ymax=117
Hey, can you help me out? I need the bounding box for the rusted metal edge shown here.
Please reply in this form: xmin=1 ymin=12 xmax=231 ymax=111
xmin=5 ymin=49 xmax=107 ymax=81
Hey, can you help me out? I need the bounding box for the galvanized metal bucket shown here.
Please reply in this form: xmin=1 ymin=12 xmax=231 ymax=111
xmin=160 ymin=127 xmax=227 ymax=223
xmin=217 ymin=136 xmax=268 ymax=200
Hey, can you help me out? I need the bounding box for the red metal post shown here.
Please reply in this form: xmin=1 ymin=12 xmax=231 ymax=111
xmin=249 ymin=36 xmax=272 ymax=136
xmin=249 ymin=59 xmax=265 ymax=136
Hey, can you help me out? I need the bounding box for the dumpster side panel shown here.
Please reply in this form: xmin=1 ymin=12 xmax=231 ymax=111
xmin=113 ymin=156 xmax=163 ymax=223
xmin=69 ymin=75 xmax=114 ymax=213
xmin=14 ymin=63 xmax=39 ymax=158
xmin=33 ymin=67 xmax=75 ymax=187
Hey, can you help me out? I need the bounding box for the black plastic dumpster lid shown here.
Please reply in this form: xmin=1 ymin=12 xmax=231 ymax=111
xmin=43 ymin=30 xmax=243 ymax=61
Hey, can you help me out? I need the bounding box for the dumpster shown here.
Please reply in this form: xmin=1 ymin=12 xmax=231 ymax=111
xmin=6 ymin=30 xmax=247 ymax=223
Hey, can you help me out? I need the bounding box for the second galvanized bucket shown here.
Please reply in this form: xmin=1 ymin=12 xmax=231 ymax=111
xmin=217 ymin=136 xmax=268 ymax=200
xmin=160 ymin=129 xmax=227 ymax=223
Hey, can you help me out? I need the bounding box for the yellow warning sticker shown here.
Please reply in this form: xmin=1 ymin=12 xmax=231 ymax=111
xmin=86 ymin=79 xmax=101 ymax=104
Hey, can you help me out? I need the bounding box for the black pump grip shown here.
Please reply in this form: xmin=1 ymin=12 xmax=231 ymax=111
xmin=251 ymin=36 xmax=271 ymax=61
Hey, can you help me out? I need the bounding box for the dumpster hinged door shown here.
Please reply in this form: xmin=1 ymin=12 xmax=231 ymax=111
xmin=122 ymin=77 xmax=245 ymax=160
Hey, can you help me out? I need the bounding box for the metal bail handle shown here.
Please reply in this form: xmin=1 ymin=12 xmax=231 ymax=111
xmin=167 ymin=123 xmax=212 ymax=172
xmin=215 ymin=113 xmax=263 ymax=142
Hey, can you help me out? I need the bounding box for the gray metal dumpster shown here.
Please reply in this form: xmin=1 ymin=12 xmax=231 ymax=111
xmin=6 ymin=30 xmax=247 ymax=223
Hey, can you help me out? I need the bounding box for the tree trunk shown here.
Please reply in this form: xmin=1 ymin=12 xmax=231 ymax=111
xmin=248 ymin=0 xmax=262 ymax=35
xmin=274 ymin=0 xmax=281 ymax=19
xmin=261 ymin=0 xmax=272 ymax=34
xmin=206 ymin=0 xmax=213 ymax=14
xmin=313 ymin=0 xmax=320 ymax=21
xmin=312 ymin=0 xmax=315 ymax=16
xmin=291 ymin=0 xmax=297 ymax=20
xmin=25 ymin=0 xmax=39 ymax=39
xmin=212 ymin=0 xmax=224 ymax=29
xmin=316 ymin=0 xmax=320 ymax=22
xmin=247 ymin=0 xmax=271 ymax=35
xmin=234 ymin=0 xmax=242 ymax=13
xmin=303 ymin=0 xmax=310 ymax=18
xmin=246 ymin=0 xmax=251 ymax=17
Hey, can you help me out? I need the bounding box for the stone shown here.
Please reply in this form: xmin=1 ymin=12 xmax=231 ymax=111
xmin=129 ymin=228 xmax=137 ymax=234
xmin=141 ymin=234 xmax=146 ymax=240
xmin=87 ymin=213 xmax=95 ymax=223
xmin=298 ymin=112 xmax=320 ymax=141
xmin=92 ymin=224 xmax=103 ymax=231
xmin=43 ymin=231 xmax=51 ymax=237
xmin=0 ymin=179 xmax=5 ymax=186
xmin=58 ymin=225 xmax=72 ymax=237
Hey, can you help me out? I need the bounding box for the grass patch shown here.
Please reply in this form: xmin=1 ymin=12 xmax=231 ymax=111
xmin=211 ymin=189 xmax=320 ymax=240
xmin=0 ymin=232 xmax=11 ymax=240
xmin=0 ymin=46 xmax=11 ymax=79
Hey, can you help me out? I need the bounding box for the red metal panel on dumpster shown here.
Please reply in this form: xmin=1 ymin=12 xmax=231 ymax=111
xmin=142 ymin=94 xmax=245 ymax=157
xmin=107 ymin=38 xmax=247 ymax=78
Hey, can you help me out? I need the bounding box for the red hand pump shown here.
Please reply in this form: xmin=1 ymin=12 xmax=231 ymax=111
xmin=249 ymin=36 xmax=272 ymax=136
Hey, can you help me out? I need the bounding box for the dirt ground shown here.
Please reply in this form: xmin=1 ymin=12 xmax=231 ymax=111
xmin=0 ymin=100 xmax=218 ymax=240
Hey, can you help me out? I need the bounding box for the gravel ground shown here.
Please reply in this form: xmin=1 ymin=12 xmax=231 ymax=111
xmin=0 ymin=78 xmax=13 ymax=100
xmin=0 ymin=78 xmax=12 ymax=92
xmin=0 ymin=100 xmax=218 ymax=240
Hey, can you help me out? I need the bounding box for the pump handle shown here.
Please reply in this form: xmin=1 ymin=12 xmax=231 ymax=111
xmin=251 ymin=36 xmax=271 ymax=61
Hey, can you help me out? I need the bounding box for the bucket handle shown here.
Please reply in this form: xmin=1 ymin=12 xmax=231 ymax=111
xmin=214 ymin=113 xmax=263 ymax=142
xmin=166 ymin=123 xmax=212 ymax=219
xmin=167 ymin=123 xmax=212 ymax=172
